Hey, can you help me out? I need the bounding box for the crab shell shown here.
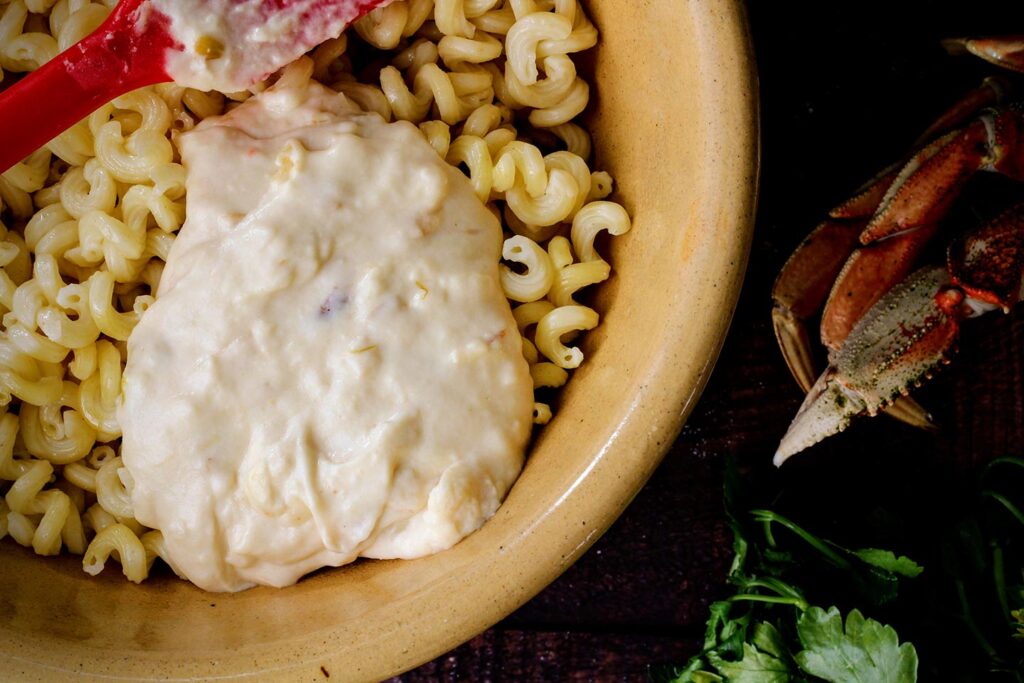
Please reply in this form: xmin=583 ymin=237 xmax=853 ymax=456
xmin=771 ymin=37 xmax=1024 ymax=464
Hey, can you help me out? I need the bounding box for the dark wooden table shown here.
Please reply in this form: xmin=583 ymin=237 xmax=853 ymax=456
xmin=399 ymin=2 xmax=1024 ymax=680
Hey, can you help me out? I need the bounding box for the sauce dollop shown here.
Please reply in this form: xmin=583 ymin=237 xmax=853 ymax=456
xmin=119 ymin=67 xmax=533 ymax=592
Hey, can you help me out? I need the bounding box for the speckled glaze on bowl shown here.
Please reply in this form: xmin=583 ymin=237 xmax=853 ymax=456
xmin=0 ymin=1 xmax=758 ymax=680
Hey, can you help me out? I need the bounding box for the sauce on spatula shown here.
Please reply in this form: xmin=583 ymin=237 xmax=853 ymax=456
xmin=0 ymin=0 xmax=390 ymax=172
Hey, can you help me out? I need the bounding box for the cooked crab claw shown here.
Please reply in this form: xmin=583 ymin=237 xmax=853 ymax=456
xmin=771 ymin=164 xmax=935 ymax=429
xmin=774 ymin=369 xmax=866 ymax=466
xmin=775 ymin=266 xmax=967 ymax=465
xmin=776 ymin=201 xmax=1024 ymax=464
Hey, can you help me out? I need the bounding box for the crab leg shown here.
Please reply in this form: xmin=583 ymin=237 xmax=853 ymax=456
xmin=916 ymin=76 xmax=1011 ymax=144
xmin=820 ymin=224 xmax=938 ymax=350
xmin=943 ymin=36 xmax=1024 ymax=74
xmin=863 ymin=107 xmax=1024 ymax=244
xmin=775 ymin=203 xmax=1024 ymax=464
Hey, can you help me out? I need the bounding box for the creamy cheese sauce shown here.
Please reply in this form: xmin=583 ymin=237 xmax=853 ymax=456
xmin=118 ymin=72 xmax=533 ymax=592
xmin=145 ymin=0 xmax=388 ymax=92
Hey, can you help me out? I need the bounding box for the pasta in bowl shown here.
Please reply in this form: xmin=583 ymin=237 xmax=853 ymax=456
xmin=0 ymin=0 xmax=757 ymax=679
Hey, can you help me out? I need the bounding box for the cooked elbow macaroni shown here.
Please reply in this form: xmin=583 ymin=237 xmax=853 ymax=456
xmin=0 ymin=0 xmax=631 ymax=584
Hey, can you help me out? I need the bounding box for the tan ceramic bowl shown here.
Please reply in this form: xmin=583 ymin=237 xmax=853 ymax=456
xmin=0 ymin=1 xmax=757 ymax=680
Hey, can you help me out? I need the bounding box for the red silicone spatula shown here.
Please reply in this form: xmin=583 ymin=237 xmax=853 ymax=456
xmin=0 ymin=0 xmax=389 ymax=174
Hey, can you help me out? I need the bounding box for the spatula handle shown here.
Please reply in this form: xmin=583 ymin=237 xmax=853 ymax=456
xmin=0 ymin=0 xmax=173 ymax=174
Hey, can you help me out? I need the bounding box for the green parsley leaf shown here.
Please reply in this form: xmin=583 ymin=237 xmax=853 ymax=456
xmin=853 ymin=549 xmax=924 ymax=578
xmin=707 ymin=642 xmax=790 ymax=682
xmin=752 ymin=622 xmax=787 ymax=660
xmin=794 ymin=606 xmax=918 ymax=683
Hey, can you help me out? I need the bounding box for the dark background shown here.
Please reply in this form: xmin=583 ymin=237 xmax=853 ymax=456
xmin=398 ymin=1 xmax=1024 ymax=680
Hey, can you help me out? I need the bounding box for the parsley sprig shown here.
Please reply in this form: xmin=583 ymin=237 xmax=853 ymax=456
xmin=656 ymin=460 xmax=921 ymax=683
xmin=658 ymin=455 xmax=1024 ymax=682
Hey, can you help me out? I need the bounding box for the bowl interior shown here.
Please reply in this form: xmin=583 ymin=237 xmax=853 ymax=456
xmin=0 ymin=1 xmax=757 ymax=680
